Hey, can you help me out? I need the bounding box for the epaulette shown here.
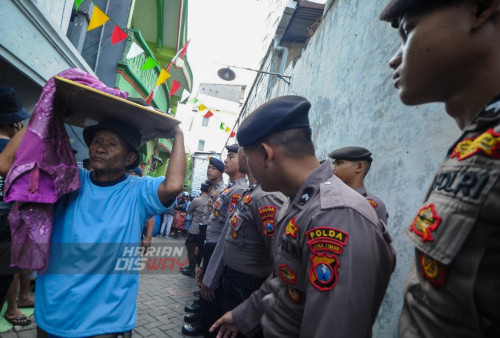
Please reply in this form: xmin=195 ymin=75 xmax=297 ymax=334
xmin=320 ymin=175 xmax=378 ymax=226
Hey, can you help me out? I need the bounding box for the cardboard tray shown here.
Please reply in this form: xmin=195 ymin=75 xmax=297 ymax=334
xmin=54 ymin=76 xmax=180 ymax=142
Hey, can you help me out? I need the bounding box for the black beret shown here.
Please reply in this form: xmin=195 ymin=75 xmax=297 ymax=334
xmin=380 ymin=0 xmax=456 ymax=27
xmin=236 ymin=95 xmax=311 ymax=147
xmin=205 ymin=179 xmax=212 ymax=185
xmin=209 ymin=157 xmax=224 ymax=172
xmin=225 ymin=143 xmax=239 ymax=153
xmin=200 ymin=183 xmax=210 ymax=193
xmin=328 ymin=146 xmax=373 ymax=162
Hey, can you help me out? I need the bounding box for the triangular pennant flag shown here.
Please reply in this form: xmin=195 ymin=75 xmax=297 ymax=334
xmin=141 ymin=56 xmax=158 ymax=70
xmin=225 ymin=127 xmax=230 ymax=132
xmin=180 ymin=89 xmax=190 ymax=102
xmin=203 ymin=111 xmax=213 ymax=118
xmin=155 ymin=69 xmax=171 ymax=87
xmin=230 ymin=131 xmax=236 ymax=138
xmin=111 ymin=25 xmax=128 ymax=44
xmin=220 ymin=122 xmax=225 ymax=130
xmin=87 ymin=5 xmax=109 ymax=31
xmin=198 ymin=104 xmax=207 ymax=111
xmin=126 ymin=42 xmax=144 ymax=59
xmin=179 ymin=40 xmax=190 ymax=59
xmin=169 ymin=80 xmax=181 ymax=97
xmin=75 ymin=0 xmax=85 ymax=11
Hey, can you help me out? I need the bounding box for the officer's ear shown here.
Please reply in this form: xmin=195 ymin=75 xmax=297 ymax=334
xmin=260 ymin=142 xmax=275 ymax=166
xmin=471 ymin=0 xmax=500 ymax=30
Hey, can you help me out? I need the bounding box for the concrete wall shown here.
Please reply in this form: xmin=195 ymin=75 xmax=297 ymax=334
xmin=239 ymin=0 xmax=462 ymax=336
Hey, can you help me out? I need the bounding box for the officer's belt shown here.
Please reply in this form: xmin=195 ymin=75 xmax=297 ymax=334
xmin=223 ymin=265 xmax=266 ymax=291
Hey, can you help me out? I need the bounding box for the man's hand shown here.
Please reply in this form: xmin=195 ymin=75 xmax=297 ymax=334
xmin=210 ymin=311 xmax=239 ymax=338
xmin=200 ymin=283 xmax=215 ymax=302
xmin=141 ymin=237 xmax=152 ymax=251
xmin=195 ymin=267 xmax=204 ymax=284
xmin=164 ymin=125 xmax=183 ymax=139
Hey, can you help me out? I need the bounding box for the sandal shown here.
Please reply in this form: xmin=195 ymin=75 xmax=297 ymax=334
xmin=4 ymin=315 xmax=32 ymax=326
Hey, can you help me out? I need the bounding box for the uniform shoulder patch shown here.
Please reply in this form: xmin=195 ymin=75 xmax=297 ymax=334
xmin=242 ymin=194 xmax=252 ymax=204
xmin=306 ymin=227 xmax=348 ymax=254
xmin=451 ymin=128 xmax=500 ymax=161
xmin=410 ymin=203 xmax=442 ymax=242
xmin=287 ymin=286 xmax=302 ymax=304
xmin=419 ymin=253 xmax=448 ymax=287
xmin=309 ymin=252 xmax=338 ymax=291
xmin=285 ymin=217 xmax=299 ymax=239
xmin=367 ymin=198 xmax=378 ymax=208
xmin=229 ymin=194 xmax=242 ymax=212
xmin=279 ymin=264 xmax=297 ymax=285
xmin=258 ymin=206 xmax=277 ymax=237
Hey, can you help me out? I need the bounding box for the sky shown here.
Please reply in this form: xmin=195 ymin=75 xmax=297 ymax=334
xmin=187 ymin=0 xmax=284 ymax=97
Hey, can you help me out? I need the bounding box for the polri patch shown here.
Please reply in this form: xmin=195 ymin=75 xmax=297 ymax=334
xmin=451 ymin=128 xmax=500 ymax=161
xmin=279 ymin=264 xmax=297 ymax=285
xmin=222 ymin=187 xmax=231 ymax=195
xmin=410 ymin=203 xmax=442 ymax=242
xmin=306 ymin=227 xmax=348 ymax=254
xmin=419 ymin=253 xmax=448 ymax=287
xmin=259 ymin=206 xmax=277 ymax=237
xmin=309 ymin=253 xmax=338 ymax=291
xmin=367 ymin=199 xmax=378 ymax=208
xmin=285 ymin=217 xmax=299 ymax=239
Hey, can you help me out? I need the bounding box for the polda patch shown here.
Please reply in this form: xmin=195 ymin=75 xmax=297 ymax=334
xmin=306 ymin=227 xmax=348 ymax=254
xmin=309 ymin=252 xmax=338 ymax=291
xmin=285 ymin=218 xmax=299 ymax=239
xmin=451 ymin=128 xmax=500 ymax=161
xmin=419 ymin=253 xmax=448 ymax=287
xmin=410 ymin=203 xmax=442 ymax=242
xmin=367 ymin=199 xmax=379 ymax=208
xmin=229 ymin=194 xmax=241 ymax=212
xmin=279 ymin=264 xmax=297 ymax=285
xmin=258 ymin=206 xmax=277 ymax=237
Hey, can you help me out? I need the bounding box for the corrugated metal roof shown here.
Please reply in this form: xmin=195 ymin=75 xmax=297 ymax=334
xmin=279 ymin=1 xmax=325 ymax=44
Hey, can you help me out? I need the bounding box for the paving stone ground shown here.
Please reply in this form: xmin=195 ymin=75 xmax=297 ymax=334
xmin=0 ymin=236 xmax=202 ymax=338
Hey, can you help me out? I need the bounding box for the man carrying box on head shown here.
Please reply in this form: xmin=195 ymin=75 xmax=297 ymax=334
xmin=0 ymin=74 xmax=186 ymax=337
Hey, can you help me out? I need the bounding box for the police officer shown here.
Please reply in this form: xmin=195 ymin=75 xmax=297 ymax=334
xmin=380 ymin=0 xmax=500 ymax=336
xmin=187 ymin=144 xmax=248 ymax=337
xmin=182 ymin=183 xmax=211 ymax=278
xmin=197 ymin=158 xmax=226 ymax=276
xmin=329 ymin=146 xmax=389 ymax=223
xmin=202 ymin=147 xmax=286 ymax=330
xmin=211 ymin=96 xmax=396 ymax=337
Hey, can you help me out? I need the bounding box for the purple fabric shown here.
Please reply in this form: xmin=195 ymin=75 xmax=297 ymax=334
xmin=4 ymin=68 xmax=129 ymax=272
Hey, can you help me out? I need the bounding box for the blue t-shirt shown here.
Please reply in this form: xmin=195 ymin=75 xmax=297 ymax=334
xmin=35 ymin=169 xmax=170 ymax=337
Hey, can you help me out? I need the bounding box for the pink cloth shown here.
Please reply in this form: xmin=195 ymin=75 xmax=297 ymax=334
xmin=4 ymin=68 xmax=128 ymax=272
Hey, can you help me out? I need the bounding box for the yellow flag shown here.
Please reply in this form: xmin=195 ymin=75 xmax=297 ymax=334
xmin=198 ymin=104 xmax=207 ymax=111
xmin=155 ymin=69 xmax=171 ymax=87
xmin=88 ymin=6 xmax=109 ymax=31
xmin=225 ymin=127 xmax=230 ymax=132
